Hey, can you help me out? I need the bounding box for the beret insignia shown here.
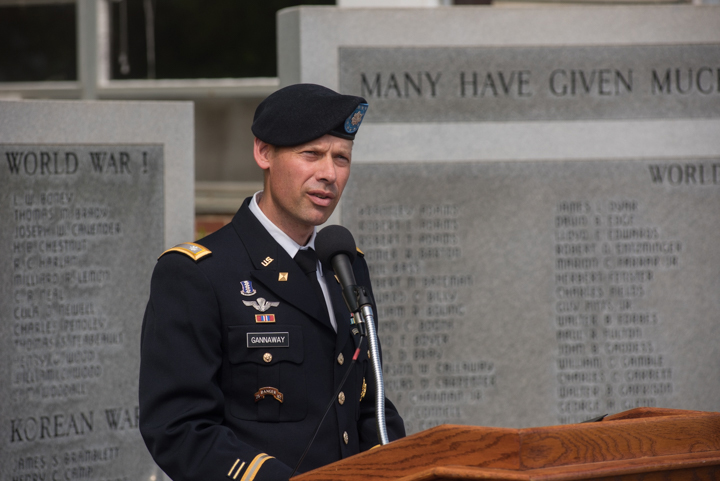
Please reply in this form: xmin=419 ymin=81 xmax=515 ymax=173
xmin=344 ymin=103 xmax=368 ymax=134
xmin=159 ymin=242 xmax=211 ymax=262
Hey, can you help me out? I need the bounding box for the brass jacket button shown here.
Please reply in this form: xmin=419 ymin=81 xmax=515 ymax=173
xmin=263 ymin=353 xmax=272 ymax=363
xmin=343 ymin=431 xmax=349 ymax=444
xmin=338 ymin=391 xmax=346 ymax=405
xmin=337 ymin=353 xmax=344 ymax=365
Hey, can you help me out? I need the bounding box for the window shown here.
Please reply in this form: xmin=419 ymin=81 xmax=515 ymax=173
xmin=109 ymin=0 xmax=334 ymax=80
xmin=0 ymin=3 xmax=77 ymax=82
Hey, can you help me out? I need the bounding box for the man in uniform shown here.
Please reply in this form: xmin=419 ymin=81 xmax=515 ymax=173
xmin=139 ymin=84 xmax=406 ymax=481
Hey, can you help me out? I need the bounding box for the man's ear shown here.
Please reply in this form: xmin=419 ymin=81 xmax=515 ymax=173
xmin=253 ymin=137 xmax=272 ymax=171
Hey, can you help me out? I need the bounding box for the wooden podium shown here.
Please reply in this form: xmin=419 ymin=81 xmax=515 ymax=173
xmin=293 ymin=408 xmax=720 ymax=480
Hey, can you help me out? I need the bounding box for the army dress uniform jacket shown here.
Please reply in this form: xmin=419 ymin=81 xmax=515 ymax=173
xmin=139 ymin=199 xmax=405 ymax=481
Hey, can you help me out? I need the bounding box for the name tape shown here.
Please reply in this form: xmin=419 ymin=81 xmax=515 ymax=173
xmin=247 ymin=332 xmax=289 ymax=348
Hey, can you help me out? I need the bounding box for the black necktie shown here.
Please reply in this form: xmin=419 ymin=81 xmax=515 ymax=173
xmin=294 ymin=248 xmax=329 ymax=318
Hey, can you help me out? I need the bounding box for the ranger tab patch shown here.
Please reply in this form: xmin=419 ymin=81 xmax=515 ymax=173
xmin=159 ymin=242 xmax=211 ymax=261
xmin=247 ymin=332 xmax=289 ymax=348
xmin=254 ymin=387 xmax=284 ymax=403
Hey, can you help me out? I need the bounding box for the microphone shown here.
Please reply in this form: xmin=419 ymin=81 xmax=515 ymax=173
xmin=316 ymin=225 xmax=362 ymax=314
xmin=316 ymin=225 xmax=391 ymax=446
xmin=291 ymin=226 xmax=367 ymax=476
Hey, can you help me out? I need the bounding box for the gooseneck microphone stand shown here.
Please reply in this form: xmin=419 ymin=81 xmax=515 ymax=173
xmin=290 ymin=284 xmax=389 ymax=477
xmin=293 ymin=225 xmax=390 ymax=477
xmin=346 ymin=285 xmax=390 ymax=446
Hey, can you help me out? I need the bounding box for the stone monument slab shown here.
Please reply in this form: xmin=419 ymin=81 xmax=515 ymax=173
xmin=342 ymin=159 xmax=720 ymax=431
xmin=0 ymin=101 xmax=193 ymax=481
xmin=279 ymin=5 xmax=720 ymax=431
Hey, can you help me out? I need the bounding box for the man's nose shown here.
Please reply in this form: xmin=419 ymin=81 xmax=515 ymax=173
xmin=315 ymin=154 xmax=337 ymax=183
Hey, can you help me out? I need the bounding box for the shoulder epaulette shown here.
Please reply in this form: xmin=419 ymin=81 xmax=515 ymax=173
xmin=158 ymin=242 xmax=212 ymax=262
xmin=356 ymin=247 xmax=364 ymax=257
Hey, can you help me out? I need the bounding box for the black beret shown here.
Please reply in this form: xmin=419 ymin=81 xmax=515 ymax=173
xmin=252 ymin=84 xmax=368 ymax=147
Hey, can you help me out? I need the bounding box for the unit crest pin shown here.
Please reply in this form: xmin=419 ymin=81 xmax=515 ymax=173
xmin=240 ymin=280 xmax=257 ymax=296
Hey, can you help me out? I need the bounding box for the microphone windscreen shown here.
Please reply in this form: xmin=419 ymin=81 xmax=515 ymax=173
xmin=316 ymin=225 xmax=357 ymax=269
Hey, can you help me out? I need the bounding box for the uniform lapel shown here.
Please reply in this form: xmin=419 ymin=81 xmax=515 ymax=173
xmin=231 ymin=201 xmax=334 ymax=331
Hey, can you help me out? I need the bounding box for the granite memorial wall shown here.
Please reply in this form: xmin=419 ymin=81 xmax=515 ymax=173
xmin=279 ymin=5 xmax=720 ymax=431
xmin=0 ymin=101 xmax=193 ymax=481
xmin=342 ymin=159 xmax=719 ymax=432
